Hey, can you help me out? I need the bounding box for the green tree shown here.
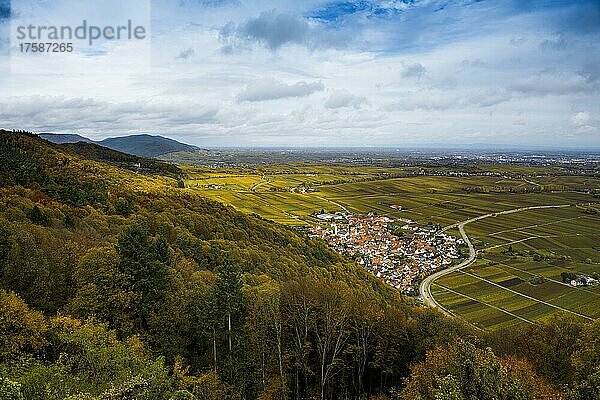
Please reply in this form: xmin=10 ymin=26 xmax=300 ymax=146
xmin=26 ymin=205 xmax=50 ymax=226
xmin=0 ymin=290 xmax=47 ymax=359
xmin=490 ymin=315 xmax=583 ymax=386
xmin=0 ymin=378 xmax=24 ymax=400
xmin=67 ymin=246 xmax=137 ymax=335
xmin=244 ymin=275 xmax=286 ymax=398
xmin=117 ymin=224 xmax=173 ymax=332
xmin=312 ymin=281 xmax=351 ymax=400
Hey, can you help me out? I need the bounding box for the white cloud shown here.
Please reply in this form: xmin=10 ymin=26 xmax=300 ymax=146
xmin=0 ymin=0 xmax=599 ymax=148
xmin=237 ymin=79 xmax=324 ymax=102
xmin=570 ymin=111 xmax=591 ymax=127
xmin=324 ymin=90 xmax=367 ymax=109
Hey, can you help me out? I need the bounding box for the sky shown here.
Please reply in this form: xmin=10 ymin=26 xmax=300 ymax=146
xmin=0 ymin=0 xmax=599 ymax=149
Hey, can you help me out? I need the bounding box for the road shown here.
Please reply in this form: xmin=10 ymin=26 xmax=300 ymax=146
xmin=419 ymin=204 xmax=571 ymax=317
xmin=250 ymin=179 xmax=271 ymax=192
xmin=315 ymin=196 xmax=352 ymax=214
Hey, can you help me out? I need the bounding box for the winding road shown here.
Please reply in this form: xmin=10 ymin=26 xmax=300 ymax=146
xmin=419 ymin=204 xmax=571 ymax=317
xmin=315 ymin=196 xmax=352 ymax=214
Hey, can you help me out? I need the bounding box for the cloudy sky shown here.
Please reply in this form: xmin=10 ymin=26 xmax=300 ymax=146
xmin=0 ymin=0 xmax=599 ymax=148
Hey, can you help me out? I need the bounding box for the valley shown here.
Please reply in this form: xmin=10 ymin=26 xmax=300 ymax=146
xmin=179 ymin=159 xmax=600 ymax=330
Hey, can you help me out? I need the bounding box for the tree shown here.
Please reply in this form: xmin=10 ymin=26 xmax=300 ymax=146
xmin=0 ymin=290 xmax=47 ymax=359
xmin=67 ymin=246 xmax=137 ymax=335
xmin=174 ymin=358 xmax=229 ymax=400
xmin=312 ymin=281 xmax=351 ymax=400
xmin=26 ymin=205 xmax=50 ymax=226
xmin=282 ymin=278 xmax=318 ymax=400
xmin=117 ymin=224 xmax=173 ymax=332
xmin=398 ymin=340 xmax=560 ymax=400
xmin=0 ymin=378 xmax=24 ymax=400
xmin=566 ymin=366 xmax=600 ymax=400
xmin=347 ymin=293 xmax=382 ymax=396
xmin=490 ymin=315 xmax=583 ymax=386
xmin=244 ymin=275 xmax=286 ymax=399
xmin=206 ymin=254 xmax=246 ymax=391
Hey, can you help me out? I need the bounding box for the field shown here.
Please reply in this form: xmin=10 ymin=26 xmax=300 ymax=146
xmin=432 ymin=205 xmax=600 ymax=330
xmin=182 ymin=164 xmax=600 ymax=329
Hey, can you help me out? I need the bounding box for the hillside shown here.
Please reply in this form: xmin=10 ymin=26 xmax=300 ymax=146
xmin=99 ymin=134 xmax=201 ymax=157
xmin=0 ymin=130 xmax=598 ymax=400
xmin=39 ymin=132 xmax=201 ymax=158
xmin=0 ymin=130 xmax=390 ymax=294
xmin=60 ymin=141 xmax=182 ymax=175
xmin=38 ymin=132 xmax=94 ymax=144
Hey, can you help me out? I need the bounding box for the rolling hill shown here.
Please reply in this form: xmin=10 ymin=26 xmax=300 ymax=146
xmin=38 ymin=132 xmax=200 ymax=157
xmin=98 ymin=134 xmax=200 ymax=157
xmin=38 ymin=133 xmax=94 ymax=144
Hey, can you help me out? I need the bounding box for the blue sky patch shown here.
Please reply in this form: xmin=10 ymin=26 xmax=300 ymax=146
xmin=0 ymin=0 xmax=10 ymax=23
xmin=309 ymin=0 xmax=416 ymax=23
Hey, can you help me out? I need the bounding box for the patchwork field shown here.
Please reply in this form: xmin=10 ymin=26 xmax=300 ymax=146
xmin=432 ymin=205 xmax=600 ymax=329
xmin=183 ymin=164 xmax=600 ymax=329
xmin=185 ymin=165 xmax=595 ymax=224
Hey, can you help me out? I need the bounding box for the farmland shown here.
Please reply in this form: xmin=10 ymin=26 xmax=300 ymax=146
xmin=181 ymin=163 xmax=600 ymax=330
xmin=432 ymin=204 xmax=600 ymax=330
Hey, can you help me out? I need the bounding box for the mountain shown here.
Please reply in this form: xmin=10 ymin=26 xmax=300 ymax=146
xmin=38 ymin=133 xmax=94 ymax=144
xmin=38 ymin=132 xmax=201 ymax=158
xmin=99 ymin=134 xmax=200 ymax=157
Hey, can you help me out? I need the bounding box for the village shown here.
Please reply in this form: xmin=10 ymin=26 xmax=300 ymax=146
xmin=308 ymin=210 xmax=463 ymax=294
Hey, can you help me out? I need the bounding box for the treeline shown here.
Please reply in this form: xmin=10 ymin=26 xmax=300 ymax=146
xmin=1 ymin=131 xmax=600 ymax=399
xmin=461 ymin=185 xmax=570 ymax=194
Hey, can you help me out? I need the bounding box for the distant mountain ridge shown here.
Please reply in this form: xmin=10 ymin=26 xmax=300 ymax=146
xmin=38 ymin=133 xmax=201 ymax=157
xmin=38 ymin=133 xmax=94 ymax=144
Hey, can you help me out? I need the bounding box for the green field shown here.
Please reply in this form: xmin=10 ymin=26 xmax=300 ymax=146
xmin=183 ymin=164 xmax=600 ymax=329
xmin=432 ymin=205 xmax=600 ymax=330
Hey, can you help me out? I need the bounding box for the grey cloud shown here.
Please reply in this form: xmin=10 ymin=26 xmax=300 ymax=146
xmin=219 ymin=11 xmax=352 ymax=52
xmin=176 ymin=48 xmax=195 ymax=60
xmin=460 ymin=59 xmax=487 ymax=68
xmin=325 ymin=90 xmax=367 ymax=109
xmin=242 ymin=12 xmax=309 ymax=50
xmin=383 ymin=88 xmax=512 ymax=112
xmin=509 ymin=37 xmax=526 ymax=46
xmin=384 ymin=91 xmax=456 ymax=111
xmin=0 ymin=96 xmax=219 ymax=134
xmin=468 ymin=90 xmax=512 ymax=107
xmin=579 ymin=60 xmax=600 ymax=83
xmin=401 ymin=63 xmax=426 ymax=79
xmin=511 ymin=73 xmax=597 ymax=96
xmin=238 ymin=79 xmax=324 ymax=102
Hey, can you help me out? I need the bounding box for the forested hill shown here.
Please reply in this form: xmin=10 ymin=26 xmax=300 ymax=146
xmin=60 ymin=141 xmax=182 ymax=175
xmin=98 ymin=134 xmax=201 ymax=157
xmin=39 ymin=132 xmax=201 ymax=157
xmin=1 ymin=130 xmax=598 ymax=400
xmin=0 ymin=130 xmax=398 ymax=301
